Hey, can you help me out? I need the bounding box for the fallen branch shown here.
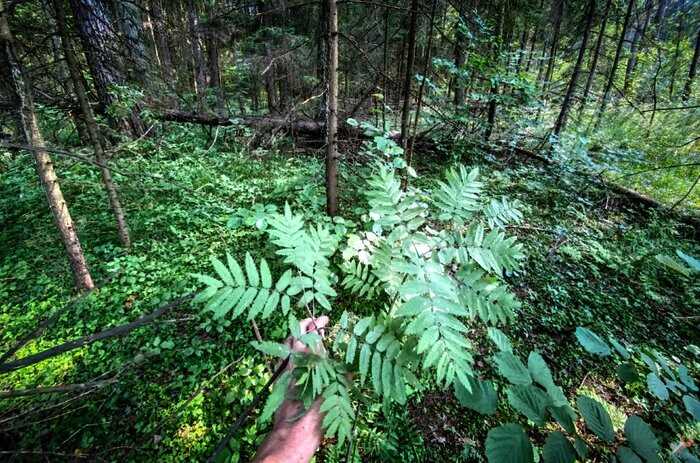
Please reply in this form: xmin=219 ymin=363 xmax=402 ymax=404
xmin=0 ymin=295 xmax=193 ymax=374
xmin=0 ymin=378 xmax=117 ymax=399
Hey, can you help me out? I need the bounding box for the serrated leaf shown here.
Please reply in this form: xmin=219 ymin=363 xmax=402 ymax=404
xmin=454 ymin=376 xmax=498 ymax=415
xmin=275 ymin=269 xmax=292 ymax=292
xmin=618 ymin=362 xmax=640 ymax=383
xmin=679 ymin=365 xmax=698 ymax=392
xmin=646 ymin=373 xmax=669 ymax=401
xmin=506 ymin=385 xmax=550 ymax=426
xmin=617 ymin=447 xmax=643 ymax=463
xmin=575 ymin=327 xmax=612 ymax=357
xmin=576 ymin=396 xmax=614 ymax=443
xmin=251 ymin=341 xmax=291 ymax=358
xmin=494 ymin=351 xmax=532 ymax=385
xmin=211 ymin=257 xmax=234 ymax=286
xmin=609 ymin=337 xmax=631 ymax=359
xmin=528 ymin=352 xmax=555 ymax=390
xmin=233 ymin=287 xmax=258 ymax=317
xmin=683 ymin=395 xmax=700 ymax=421
xmin=624 ymin=415 xmax=661 ymax=463
xmin=260 ymin=371 xmax=291 ymax=421
xmin=346 ymin=336 xmax=357 ymax=364
xmin=359 ymin=343 xmax=371 ymax=382
xmin=542 ymin=431 xmax=576 ymax=463
xmin=260 ymin=258 xmax=272 ymax=288
xmin=488 ymin=327 xmax=513 ymax=352
xmin=245 ymin=252 xmax=259 ymax=287
xmin=227 ymin=252 xmax=245 ymax=286
xmin=485 ymin=424 xmax=534 ymax=463
xmin=573 ymin=437 xmax=588 ymax=460
xmin=191 ymin=273 xmax=223 ymax=288
xmin=549 ymin=405 xmax=576 ymax=434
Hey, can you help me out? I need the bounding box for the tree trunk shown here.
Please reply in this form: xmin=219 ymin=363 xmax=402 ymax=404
xmin=68 ymin=0 xmax=143 ymax=137
xmin=150 ymin=0 xmax=175 ymax=83
xmin=0 ymin=4 xmax=94 ymax=291
xmin=453 ymin=2 xmax=466 ymax=108
xmin=400 ymin=0 xmax=420 ymax=150
xmin=187 ymin=0 xmax=206 ymax=111
xmin=116 ymin=0 xmax=147 ymax=85
xmin=553 ymin=0 xmax=595 ymax=135
xmin=623 ymin=0 xmax=652 ymax=95
xmin=595 ymin=0 xmax=635 ymax=128
xmin=669 ymin=16 xmax=684 ymax=99
xmin=325 ymin=0 xmax=339 ymax=216
xmin=543 ymin=0 xmax=563 ymax=94
xmin=53 ymin=0 xmax=131 ymax=249
xmin=682 ymin=28 xmax=700 ymax=102
xmin=579 ymin=0 xmax=612 ymax=114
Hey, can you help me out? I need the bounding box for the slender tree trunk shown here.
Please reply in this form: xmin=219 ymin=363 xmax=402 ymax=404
xmin=453 ymin=2 xmax=466 ymax=108
xmin=325 ymin=0 xmax=339 ymax=216
xmin=381 ymin=7 xmax=388 ymax=130
xmin=0 ymin=3 xmax=94 ymax=291
xmin=400 ymin=0 xmax=419 ymax=150
xmin=116 ymin=0 xmax=147 ymax=85
xmin=524 ymin=25 xmax=539 ymax=73
xmin=579 ymin=0 xmax=612 ymax=114
xmin=623 ymin=0 xmax=652 ymax=94
xmin=682 ymin=28 xmax=700 ymax=102
xmin=595 ymin=0 xmax=635 ymax=128
xmin=515 ymin=28 xmax=528 ymax=74
xmin=407 ymin=0 xmax=436 ymax=168
xmin=187 ymin=0 xmax=206 ymax=110
xmin=205 ymin=4 xmax=226 ymax=115
xmin=669 ymin=16 xmax=684 ymax=99
xmin=543 ymin=0 xmax=563 ymax=94
xmin=554 ymin=0 xmax=595 ymax=135
xmin=150 ymin=0 xmax=175 ymax=84
xmin=53 ymin=0 xmax=131 ymax=249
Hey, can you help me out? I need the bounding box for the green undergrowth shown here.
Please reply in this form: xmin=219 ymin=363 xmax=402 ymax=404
xmin=0 ymin=127 xmax=697 ymax=461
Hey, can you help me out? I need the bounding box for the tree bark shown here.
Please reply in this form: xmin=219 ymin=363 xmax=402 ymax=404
xmin=205 ymin=1 xmax=226 ymax=114
xmin=53 ymin=0 xmax=131 ymax=249
xmin=623 ymin=0 xmax=652 ymax=95
xmin=150 ymin=0 xmax=175 ymax=83
xmin=543 ymin=0 xmax=563 ymax=94
xmin=682 ymin=28 xmax=700 ymax=102
xmin=669 ymin=16 xmax=684 ymax=99
xmin=553 ymin=0 xmax=595 ymax=135
xmin=68 ymin=0 xmax=143 ymax=137
xmin=187 ymin=0 xmax=207 ymax=110
xmin=400 ymin=0 xmax=419 ymax=150
xmin=325 ymin=0 xmax=339 ymax=216
xmin=579 ymin=0 xmax=612 ymax=114
xmin=0 ymin=3 xmax=94 ymax=291
xmin=595 ymin=0 xmax=635 ymax=128
xmin=116 ymin=0 xmax=147 ymax=85
xmin=453 ymin=2 xmax=466 ymax=108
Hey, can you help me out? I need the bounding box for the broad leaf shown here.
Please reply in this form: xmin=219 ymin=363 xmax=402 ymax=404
xmin=617 ymin=447 xmax=642 ymax=463
xmin=646 ymin=373 xmax=669 ymax=401
xmin=683 ymin=395 xmax=700 ymax=421
xmin=485 ymin=424 xmax=534 ymax=463
xmin=549 ymin=404 xmax=576 ymax=434
xmin=455 ymin=376 xmax=498 ymax=415
xmin=575 ymin=327 xmax=611 ymax=357
xmin=487 ymin=327 xmax=513 ymax=352
xmin=542 ymin=431 xmax=576 ymax=463
xmin=251 ymin=341 xmax=291 ymax=358
xmin=494 ymin=351 xmax=532 ymax=385
xmin=624 ymin=415 xmax=661 ymax=463
xmin=506 ymin=385 xmax=550 ymax=425
xmin=576 ymin=396 xmax=614 ymax=443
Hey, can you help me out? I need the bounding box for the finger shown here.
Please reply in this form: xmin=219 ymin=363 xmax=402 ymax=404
xmin=305 ymin=315 xmax=329 ymax=335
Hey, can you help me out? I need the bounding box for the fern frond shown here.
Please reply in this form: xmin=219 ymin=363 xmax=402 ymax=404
xmin=321 ymin=375 xmax=355 ymax=446
xmin=341 ymin=261 xmax=383 ymax=297
xmin=457 ymin=267 xmax=521 ymax=325
xmin=192 ymin=252 xmax=292 ymax=320
xmin=454 ymin=224 xmax=524 ymax=274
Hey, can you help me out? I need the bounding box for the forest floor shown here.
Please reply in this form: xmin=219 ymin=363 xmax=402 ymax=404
xmin=0 ymin=127 xmax=698 ymax=461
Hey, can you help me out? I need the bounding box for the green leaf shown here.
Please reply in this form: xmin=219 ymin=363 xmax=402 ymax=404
xmin=506 ymin=385 xmax=550 ymax=426
xmin=260 ymin=258 xmax=272 ymax=288
xmin=573 ymin=437 xmax=588 ymax=460
xmin=646 ymin=373 xmax=669 ymax=401
xmin=251 ymin=341 xmax=291 ymax=358
xmin=354 ymin=317 xmax=373 ymax=336
xmin=618 ymin=362 xmax=640 ymax=383
xmin=191 ymin=273 xmax=223 ymax=288
xmin=359 ymin=343 xmax=371 ymax=382
xmin=260 ymin=371 xmax=291 ymax=422
xmin=494 ymin=351 xmax=532 ymax=385
xmin=576 ymin=396 xmax=614 ymax=443
xmin=211 ymin=257 xmax=234 ymax=286
xmin=371 ymin=351 xmax=382 ymax=394
xmin=609 ymin=337 xmax=631 ymax=359
xmin=575 ymin=327 xmax=612 ymax=357
xmin=677 ymin=250 xmax=700 ymax=272
xmin=233 ymin=287 xmax=258 ymax=317
xmin=549 ymin=405 xmax=576 ymax=434
xmin=488 ymin=327 xmax=513 ymax=352
xmin=683 ymin=395 xmax=700 ymax=421
xmin=485 ymin=424 xmax=534 ymax=463
xmin=542 ymin=431 xmax=576 ymax=463
xmin=679 ymin=365 xmax=698 ymax=392
xmin=528 ymin=352 xmax=555 ymax=390
xmin=624 ymin=415 xmax=661 ymax=463
xmin=245 ymin=252 xmax=259 ymax=287
xmin=227 ymin=252 xmax=246 ymax=286
xmin=454 ymin=376 xmax=498 ymax=415
xmin=616 ymin=447 xmax=643 ymax=463
xmin=346 ymin=336 xmax=357 ymax=364
xmin=655 ymin=254 xmax=690 ymax=276
xmin=275 ymin=269 xmax=292 ymax=292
